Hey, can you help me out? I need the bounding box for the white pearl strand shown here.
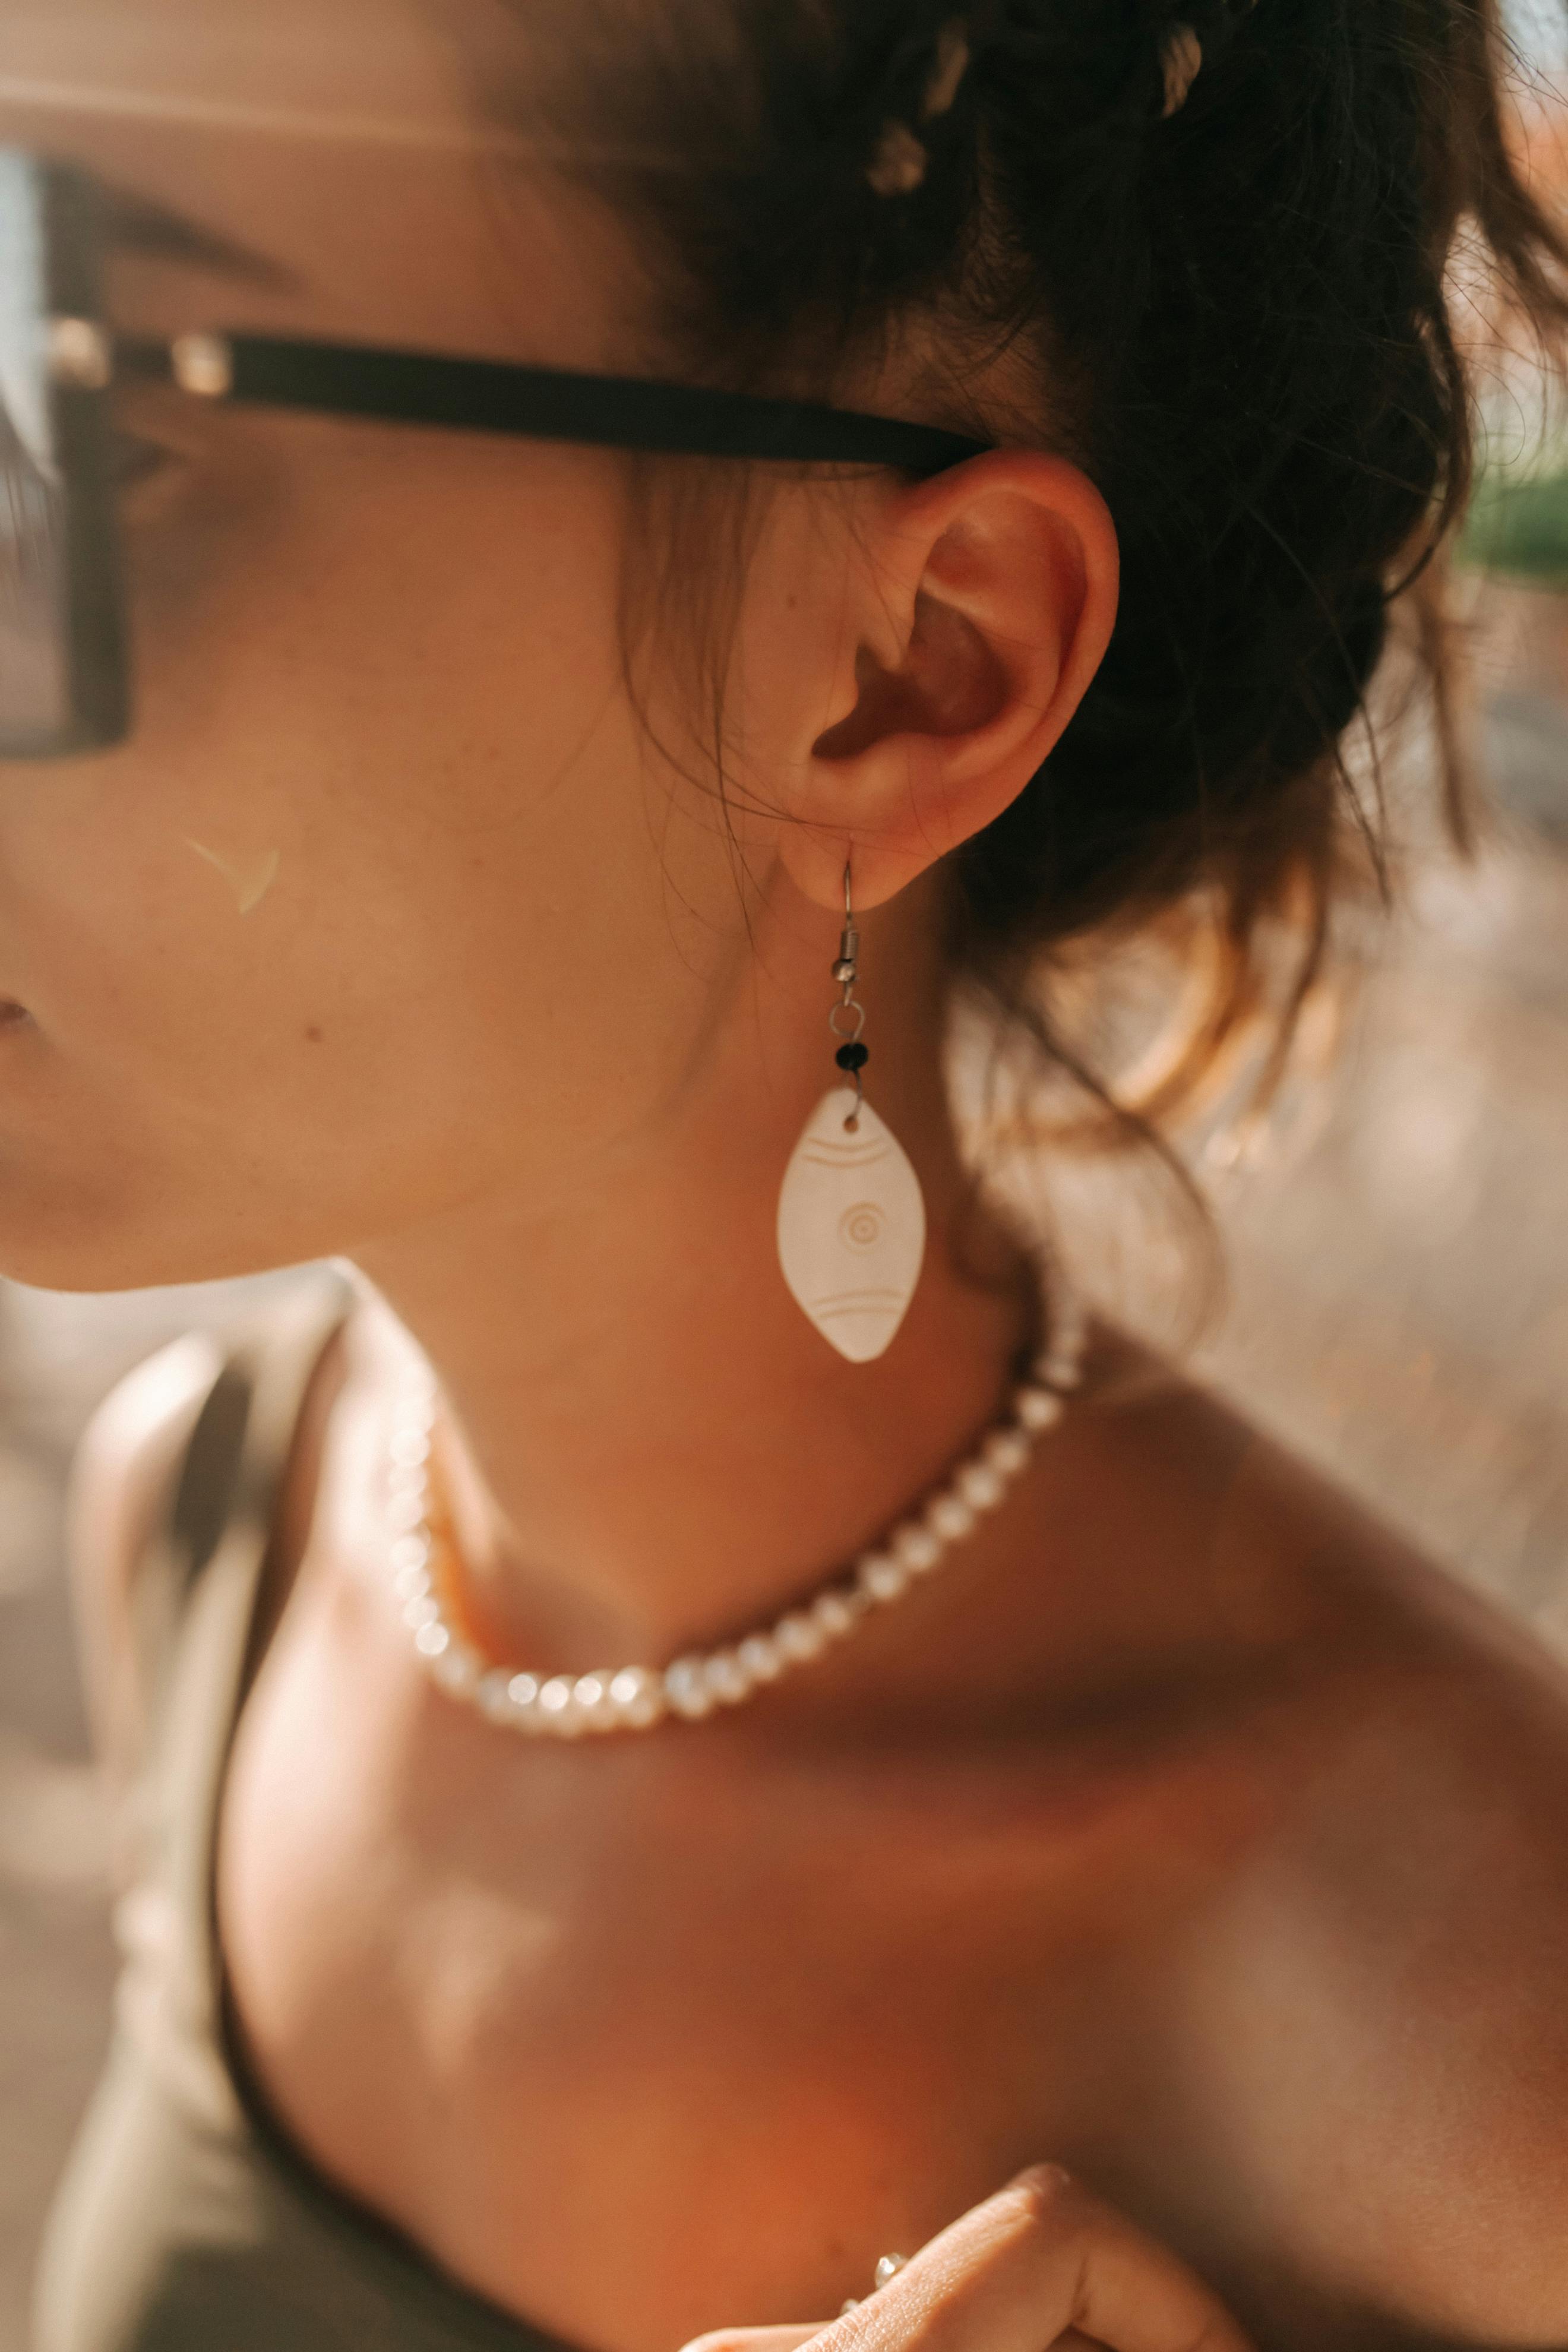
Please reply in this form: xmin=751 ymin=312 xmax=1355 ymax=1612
xmin=387 ymin=1289 xmax=1088 ymax=1738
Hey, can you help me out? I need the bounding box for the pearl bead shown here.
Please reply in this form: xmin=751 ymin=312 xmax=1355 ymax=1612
xmin=573 ymin=1673 xmax=619 ymax=1727
xmin=478 ymin=1670 xmax=514 ymax=1722
xmin=415 ymin=1620 xmax=450 ymax=1659
xmin=738 ymin=1633 xmax=783 ymax=1683
xmin=610 ymin=1667 xmax=665 ymax=1727
xmin=775 ymin=1612 xmax=826 ymax=1663
xmin=1037 ymin=1356 xmax=1083 ymax=1392
xmin=893 ymin=1523 xmax=943 ymax=1574
xmin=665 ymin=1656 xmax=716 ymax=1718
xmin=538 ymin=1677 xmax=582 ymax=1735
xmin=403 ymin=1594 xmax=440 ymax=1632
xmin=389 ymin=1428 xmax=431 ymax=1468
xmin=813 ymin=1589 xmax=856 ymax=1640
xmin=985 ymin=1428 xmax=1032 ymax=1478
xmin=434 ymin=1640 xmax=482 ymax=1697
xmin=857 ymin=1553 xmax=909 ymax=1604
xmin=958 ymin=1462 xmax=1006 ymax=1512
xmin=507 ymin=1672 xmax=540 ymax=1711
xmin=704 ymin=1650 xmax=751 ymax=1705
xmin=390 ymin=1532 xmax=431 ymax=1576
xmin=1015 ymin=1384 xmax=1063 ymax=1432
xmin=387 ymin=1491 xmax=426 ymax=1534
xmin=928 ymin=1493 xmax=976 ymax=1542
xmin=394 ymin=1564 xmax=431 ymax=1605
xmin=1048 ymin=1300 xmax=1088 ymax=1351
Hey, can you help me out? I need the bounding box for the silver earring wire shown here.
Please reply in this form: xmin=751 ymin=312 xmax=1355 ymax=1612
xmin=829 ymin=861 xmax=868 ymax=1130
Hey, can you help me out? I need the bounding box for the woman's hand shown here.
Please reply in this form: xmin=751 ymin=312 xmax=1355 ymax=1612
xmin=679 ymin=2166 xmax=1253 ymax=2352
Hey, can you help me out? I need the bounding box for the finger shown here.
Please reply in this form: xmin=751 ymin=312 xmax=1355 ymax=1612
xmin=678 ymin=2331 xmax=824 ymax=2352
xmin=678 ymin=2329 xmax=1103 ymax=2352
xmin=821 ymin=2167 xmax=1253 ymax=2352
xmin=672 ymin=2326 xmax=1095 ymax=2351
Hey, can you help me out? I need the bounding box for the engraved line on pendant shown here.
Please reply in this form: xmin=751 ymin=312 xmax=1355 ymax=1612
xmin=810 ymin=1291 xmax=909 ymax=1313
xmin=799 ymin=1142 xmax=893 ymax=1168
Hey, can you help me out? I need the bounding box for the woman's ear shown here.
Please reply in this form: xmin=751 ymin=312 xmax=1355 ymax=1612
xmin=768 ymin=450 xmax=1119 ymax=913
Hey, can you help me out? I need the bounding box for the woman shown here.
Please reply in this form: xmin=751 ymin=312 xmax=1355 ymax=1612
xmin=8 ymin=0 xmax=1568 ymax=2345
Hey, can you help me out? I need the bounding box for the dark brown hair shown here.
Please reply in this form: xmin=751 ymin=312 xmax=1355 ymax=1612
xmin=510 ymin=0 xmax=1568 ymax=1122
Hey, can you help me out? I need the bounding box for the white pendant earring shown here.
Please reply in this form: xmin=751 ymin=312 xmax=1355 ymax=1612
xmin=776 ymin=864 xmax=927 ymax=1364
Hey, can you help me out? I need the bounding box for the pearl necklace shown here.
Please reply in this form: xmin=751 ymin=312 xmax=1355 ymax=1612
xmin=386 ymin=1288 xmax=1088 ymax=1738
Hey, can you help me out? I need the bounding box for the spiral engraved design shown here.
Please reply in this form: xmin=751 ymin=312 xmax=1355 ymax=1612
xmin=839 ymin=1202 xmax=886 ymax=1251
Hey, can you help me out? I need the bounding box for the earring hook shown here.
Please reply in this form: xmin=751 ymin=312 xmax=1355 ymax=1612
xmin=832 ymin=859 xmax=866 ymax=1128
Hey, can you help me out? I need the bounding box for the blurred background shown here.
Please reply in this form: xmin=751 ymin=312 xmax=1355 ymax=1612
xmin=4 ymin=9 xmax=1568 ymax=2342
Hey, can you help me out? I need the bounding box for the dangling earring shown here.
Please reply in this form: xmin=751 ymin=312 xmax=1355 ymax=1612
xmin=776 ymin=864 xmax=927 ymax=1364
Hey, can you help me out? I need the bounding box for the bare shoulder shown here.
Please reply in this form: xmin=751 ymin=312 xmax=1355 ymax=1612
xmin=66 ymin=1330 xmax=227 ymax=1798
xmin=1084 ymin=1341 xmax=1568 ymax=2348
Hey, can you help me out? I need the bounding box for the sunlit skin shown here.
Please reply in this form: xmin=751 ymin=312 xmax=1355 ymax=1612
xmin=10 ymin=5 xmax=1568 ymax=2351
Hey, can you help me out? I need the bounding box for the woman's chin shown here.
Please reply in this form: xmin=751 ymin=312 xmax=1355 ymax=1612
xmin=0 ymin=1201 xmax=322 ymax=1301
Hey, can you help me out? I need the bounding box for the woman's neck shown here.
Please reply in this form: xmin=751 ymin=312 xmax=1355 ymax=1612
xmin=347 ymin=896 xmax=1039 ymax=1675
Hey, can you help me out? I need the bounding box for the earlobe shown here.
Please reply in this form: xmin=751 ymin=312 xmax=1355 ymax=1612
xmin=778 ymin=450 xmax=1119 ymax=914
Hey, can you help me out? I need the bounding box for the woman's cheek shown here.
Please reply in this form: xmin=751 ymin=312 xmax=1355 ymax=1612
xmin=0 ymin=793 xmax=310 ymax=1107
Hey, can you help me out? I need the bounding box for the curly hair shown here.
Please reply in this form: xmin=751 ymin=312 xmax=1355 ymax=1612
xmin=499 ymin=0 xmax=1568 ymax=1125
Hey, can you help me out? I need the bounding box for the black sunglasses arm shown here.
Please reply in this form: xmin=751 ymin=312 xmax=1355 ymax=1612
xmin=74 ymin=325 xmax=991 ymax=476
